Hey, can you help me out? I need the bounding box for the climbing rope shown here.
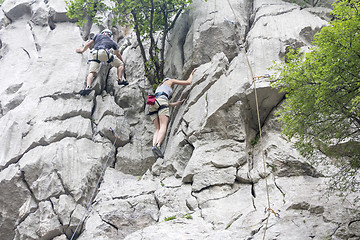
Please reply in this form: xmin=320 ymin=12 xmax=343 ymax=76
xmin=70 ymin=79 xmax=143 ymax=240
xmin=225 ymin=1 xmax=274 ymax=239
xmin=213 ymin=0 xmax=216 ymax=25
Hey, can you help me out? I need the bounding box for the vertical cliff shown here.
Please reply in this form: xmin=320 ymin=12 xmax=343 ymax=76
xmin=0 ymin=0 xmax=359 ymax=240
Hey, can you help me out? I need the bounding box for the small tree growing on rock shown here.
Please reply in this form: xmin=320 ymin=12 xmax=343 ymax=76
xmin=66 ymin=0 xmax=197 ymax=86
xmin=65 ymin=0 xmax=105 ymax=28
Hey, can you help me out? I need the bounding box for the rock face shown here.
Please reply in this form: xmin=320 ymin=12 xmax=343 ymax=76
xmin=1 ymin=0 xmax=359 ymax=240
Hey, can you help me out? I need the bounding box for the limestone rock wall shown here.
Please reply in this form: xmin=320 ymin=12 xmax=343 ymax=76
xmin=1 ymin=0 xmax=359 ymax=240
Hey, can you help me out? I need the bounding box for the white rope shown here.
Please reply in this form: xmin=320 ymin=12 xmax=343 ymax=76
xmin=225 ymin=1 xmax=272 ymax=239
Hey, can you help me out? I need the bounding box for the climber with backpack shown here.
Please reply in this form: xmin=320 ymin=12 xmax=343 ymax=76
xmin=148 ymin=68 xmax=197 ymax=158
xmin=76 ymin=28 xmax=129 ymax=96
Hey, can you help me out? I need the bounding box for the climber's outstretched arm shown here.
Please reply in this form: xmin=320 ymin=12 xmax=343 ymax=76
xmin=169 ymin=99 xmax=185 ymax=107
xmin=166 ymin=68 xmax=197 ymax=87
xmin=76 ymin=39 xmax=94 ymax=54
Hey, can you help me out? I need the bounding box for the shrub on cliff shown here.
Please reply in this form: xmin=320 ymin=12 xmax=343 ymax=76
xmin=272 ymin=0 xmax=360 ymax=193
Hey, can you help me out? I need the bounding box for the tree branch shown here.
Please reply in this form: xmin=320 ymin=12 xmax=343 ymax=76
xmin=168 ymin=8 xmax=183 ymax=32
xmin=148 ymin=0 xmax=161 ymax=82
xmin=132 ymin=10 xmax=152 ymax=82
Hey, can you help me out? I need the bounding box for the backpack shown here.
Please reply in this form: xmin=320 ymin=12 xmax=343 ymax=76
xmin=146 ymin=92 xmax=169 ymax=105
xmin=146 ymin=95 xmax=156 ymax=105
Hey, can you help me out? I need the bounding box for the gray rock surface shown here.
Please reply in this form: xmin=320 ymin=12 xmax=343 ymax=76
xmin=0 ymin=0 xmax=358 ymax=239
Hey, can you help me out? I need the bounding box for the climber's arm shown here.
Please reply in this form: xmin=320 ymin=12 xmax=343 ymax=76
xmin=166 ymin=68 xmax=197 ymax=87
xmin=114 ymin=49 xmax=124 ymax=63
xmin=76 ymin=40 xmax=94 ymax=53
xmin=169 ymin=99 xmax=185 ymax=107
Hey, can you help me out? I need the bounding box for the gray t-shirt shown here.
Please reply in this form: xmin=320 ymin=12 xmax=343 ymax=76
xmin=155 ymin=83 xmax=173 ymax=100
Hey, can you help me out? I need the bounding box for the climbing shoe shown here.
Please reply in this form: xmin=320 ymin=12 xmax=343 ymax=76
xmin=151 ymin=146 xmax=158 ymax=158
xmin=117 ymin=79 xmax=129 ymax=86
xmin=152 ymin=145 xmax=164 ymax=159
xmin=79 ymin=86 xmax=92 ymax=96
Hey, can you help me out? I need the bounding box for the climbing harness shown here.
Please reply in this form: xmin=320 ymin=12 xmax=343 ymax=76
xmin=88 ymin=48 xmax=115 ymax=64
xmin=146 ymin=91 xmax=169 ymax=105
xmin=147 ymin=92 xmax=170 ymax=115
xmin=70 ymin=79 xmax=143 ymax=240
xmin=148 ymin=101 xmax=169 ymax=116
xmin=225 ymin=0 xmax=275 ymax=239
xmin=155 ymin=91 xmax=169 ymax=98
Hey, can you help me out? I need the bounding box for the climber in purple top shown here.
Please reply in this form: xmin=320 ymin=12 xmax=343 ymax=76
xmin=76 ymin=29 xmax=128 ymax=96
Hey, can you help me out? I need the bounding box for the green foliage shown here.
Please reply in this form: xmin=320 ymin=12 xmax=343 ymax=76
xmin=225 ymin=223 xmax=232 ymax=230
xmin=251 ymin=135 xmax=259 ymax=146
xmin=329 ymin=164 xmax=360 ymax=194
xmin=65 ymin=0 xmax=106 ymax=26
xmin=152 ymin=83 xmax=158 ymax=92
xmin=182 ymin=213 xmax=192 ymax=219
xmin=271 ymin=0 xmax=360 ymax=164
xmin=266 ymin=163 xmax=276 ymax=172
xmin=164 ymin=215 xmax=176 ymax=221
xmin=110 ymin=0 xmax=197 ymax=85
xmin=66 ymin=0 xmax=200 ymax=85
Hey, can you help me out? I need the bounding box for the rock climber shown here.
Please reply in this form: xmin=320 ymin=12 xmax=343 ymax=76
xmin=149 ymin=68 xmax=197 ymax=158
xmin=76 ymin=29 xmax=128 ymax=96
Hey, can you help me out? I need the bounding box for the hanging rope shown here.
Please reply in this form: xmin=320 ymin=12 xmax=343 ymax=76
xmin=225 ymin=1 xmax=273 ymax=239
xmin=213 ymin=0 xmax=216 ymax=25
xmin=70 ymin=79 xmax=143 ymax=240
